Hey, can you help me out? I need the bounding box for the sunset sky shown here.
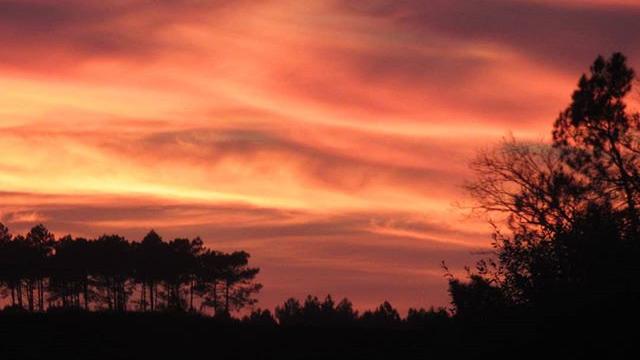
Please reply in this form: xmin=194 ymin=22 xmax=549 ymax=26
xmin=1 ymin=0 xmax=639 ymax=311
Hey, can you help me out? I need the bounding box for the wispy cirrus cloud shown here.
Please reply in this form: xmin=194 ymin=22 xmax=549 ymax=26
xmin=0 ymin=0 xmax=247 ymax=68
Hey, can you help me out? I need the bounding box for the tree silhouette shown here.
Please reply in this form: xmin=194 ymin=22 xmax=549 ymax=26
xmin=274 ymin=297 xmax=303 ymax=326
xmin=360 ymin=301 xmax=401 ymax=328
xmin=0 ymin=225 xmax=261 ymax=315
xmin=273 ymin=295 xmax=420 ymax=329
xmin=49 ymin=235 xmax=92 ymax=309
xmin=0 ymin=223 xmax=16 ymax=307
xmin=137 ymin=230 xmax=164 ymax=311
xmin=25 ymin=224 xmax=53 ymax=312
xmin=196 ymin=250 xmax=261 ymax=315
xmin=457 ymin=53 xmax=640 ymax=317
xmin=553 ymin=53 xmax=640 ymax=236
xmin=242 ymin=308 xmax=278 ymax=327
xmin=92 ymin=235 xmax=133 ymax=311
xmin=405 ymin=307 xmax=449 ymax=331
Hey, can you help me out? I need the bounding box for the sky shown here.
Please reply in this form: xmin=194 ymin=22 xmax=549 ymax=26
xmin=1 ymin=0 xmax=639 ymax=312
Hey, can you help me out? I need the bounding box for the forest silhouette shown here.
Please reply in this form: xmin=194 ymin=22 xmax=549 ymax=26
xmin=1 ymin=53 xmax=640 ymax=358
xmin=0 ymin=225 xmax=261 ymax=314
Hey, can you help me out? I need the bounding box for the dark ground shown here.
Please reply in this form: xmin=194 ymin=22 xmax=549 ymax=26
xmin=0 ymin=311 xmax=634 ymax=359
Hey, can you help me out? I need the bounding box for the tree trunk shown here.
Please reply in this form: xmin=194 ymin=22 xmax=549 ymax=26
xmin=38 ymin=279 xmax=44 ymax=311
xmin=189 ymin=280 xmax=194 ymax=311
xmin=107 ymin=282 xmax=113 ymax=311
xmin=27 ymin=281 xmax=34 ymax=312
xmin=141 ymin=283 xmax=146 ymax=311
xmin=212 ymin=281 xmax=218 ymax=315
xmin=224 ymin=280 xmax=230 ymax=314
xmin=121 ymin=282 xmax=127 ymax=312
xmin=84 ymin=279 xmax=90 ymax=310
xmin=17 ymin=282 xmax=23 ymax=308
xmin=149 ymin=283 xmax=155 ymax=311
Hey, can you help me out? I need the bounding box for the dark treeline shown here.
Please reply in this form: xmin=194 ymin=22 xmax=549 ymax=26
xmin=0 ymin=225 xmax=261 ymax=314
xmin=246 ymin=296 xmax=449 ymax=330
xmin=0 ymin=221 xmax=447 ymax=327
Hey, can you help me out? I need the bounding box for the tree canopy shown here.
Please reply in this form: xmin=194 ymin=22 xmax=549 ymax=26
xmin=457 ymin=52 xmax=640 ymax=316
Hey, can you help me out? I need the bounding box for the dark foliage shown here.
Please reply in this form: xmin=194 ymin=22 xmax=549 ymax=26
xmin=455 ymin=52 xmax=640 ymax=334
xmin=0 ymin=225 xmax=261 ymax=315
xmin=271 ymin=295 xmax=442 ymax=330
